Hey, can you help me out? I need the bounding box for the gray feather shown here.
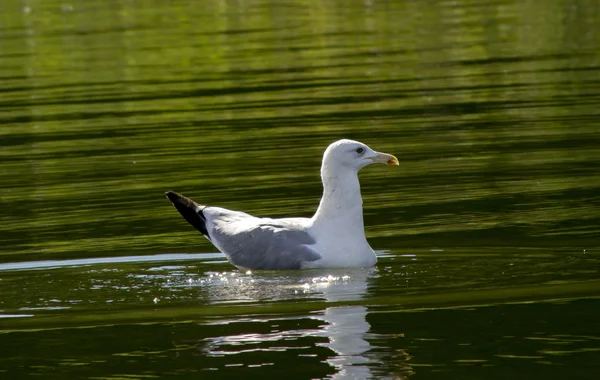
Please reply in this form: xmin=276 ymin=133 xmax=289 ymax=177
xmin=209 ymin=213 xmax=321 ymax=270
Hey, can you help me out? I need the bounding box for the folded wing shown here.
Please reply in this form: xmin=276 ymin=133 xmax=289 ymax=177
xmin=205 ymin=208 xmax=321 ymax=270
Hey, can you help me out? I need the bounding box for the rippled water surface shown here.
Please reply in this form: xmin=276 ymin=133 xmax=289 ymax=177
xmin=1 ymin=0 xmax=599 ymax=378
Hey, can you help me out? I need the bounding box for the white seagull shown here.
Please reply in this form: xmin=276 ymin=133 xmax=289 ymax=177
xmin=166 ymin=139 xmax=398 ymax=270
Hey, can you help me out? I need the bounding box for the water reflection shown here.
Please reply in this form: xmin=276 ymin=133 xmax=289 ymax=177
xmin=1 ymin=255 xmax=392 ymax=377
xmin=1 ymin=252 xmax=598 ymax=378
xmin=317 ymin=305 xmax=374 ymax=379
xmin=198 ymin=268 xmax=411 ymax=378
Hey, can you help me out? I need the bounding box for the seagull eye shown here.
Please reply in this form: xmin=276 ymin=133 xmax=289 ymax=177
xmin=356 ymin=147 xmax=364 ymax=154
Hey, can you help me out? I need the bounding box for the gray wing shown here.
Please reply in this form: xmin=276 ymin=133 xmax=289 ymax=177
xmin=209 ymin=216 xmax=321 ymax=270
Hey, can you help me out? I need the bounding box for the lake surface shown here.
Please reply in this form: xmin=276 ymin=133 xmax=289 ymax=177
xmin=1 ymin=0 xmax=599 ymax=378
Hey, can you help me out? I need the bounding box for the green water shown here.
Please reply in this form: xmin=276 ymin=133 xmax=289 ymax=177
xmin=1 ymin=0 xmax=599 ymax=378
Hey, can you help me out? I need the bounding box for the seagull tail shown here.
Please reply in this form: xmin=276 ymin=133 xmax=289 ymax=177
xmin=165 ymin=191 xmax=210 ymax=239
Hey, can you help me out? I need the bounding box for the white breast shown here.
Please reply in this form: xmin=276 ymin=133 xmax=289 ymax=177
xmin=302 ymin=220 xmax=377 ymax=268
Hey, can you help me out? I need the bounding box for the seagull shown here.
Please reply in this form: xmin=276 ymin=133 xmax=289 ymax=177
xmin=165 ymin=139 xmax=398 ymax=270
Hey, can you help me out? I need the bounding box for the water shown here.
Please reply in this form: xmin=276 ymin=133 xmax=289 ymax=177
xmin=1 ymin=0 xmax=599 ymax=378
xmin=1 ymin=251 xmax=599 ymax=378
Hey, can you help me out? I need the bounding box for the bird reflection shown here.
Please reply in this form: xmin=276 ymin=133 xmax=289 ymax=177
xmin=317 ymin=305 xmax=374 ymax=379
xmin=192 ymin=267 xmax=413 ymax=378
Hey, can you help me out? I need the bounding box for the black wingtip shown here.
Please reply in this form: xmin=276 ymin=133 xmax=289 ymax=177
xmin=165 ymin=190 xmax=178 ymax=203
xmin=164 ymin=190 xmax=210 ymax=237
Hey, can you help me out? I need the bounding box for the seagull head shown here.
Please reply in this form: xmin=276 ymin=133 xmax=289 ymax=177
xmin=322 ymin=139 xmax=399 ymax=172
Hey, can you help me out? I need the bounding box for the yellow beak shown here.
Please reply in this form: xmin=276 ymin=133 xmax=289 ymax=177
xmin=371 ymin=152 xmax=399 ymax=165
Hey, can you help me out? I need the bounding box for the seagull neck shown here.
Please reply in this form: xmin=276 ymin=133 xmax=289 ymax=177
xmin=312 ymin=167 xmax=365 ymax=229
